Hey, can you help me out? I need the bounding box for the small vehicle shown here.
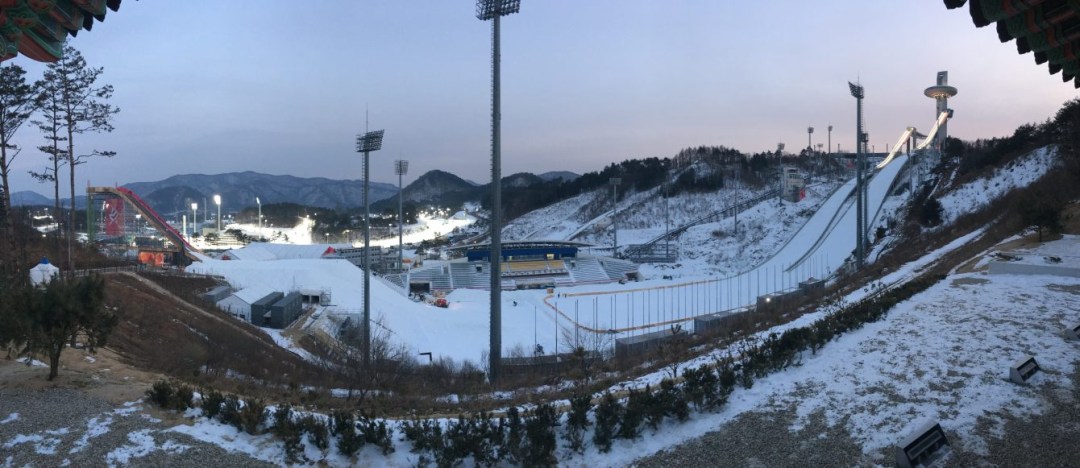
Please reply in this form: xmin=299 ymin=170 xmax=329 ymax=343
xmin=434 ymin=298 xmax=449 ymax=308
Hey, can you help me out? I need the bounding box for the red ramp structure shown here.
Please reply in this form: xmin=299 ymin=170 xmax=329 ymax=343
xmin=86 ymin=186 xmax=205 ymax=265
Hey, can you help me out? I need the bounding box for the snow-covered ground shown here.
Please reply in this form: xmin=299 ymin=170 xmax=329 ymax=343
xmin=185 ymin=146 xmax=1062 ymax=370
xmin=937 ymin=146 xmax=1057 ymax=224
xmin=7 ymin=145 xmax=1071 ymax=465
xmin=56 ymin=230 xmax=1075 ymax=467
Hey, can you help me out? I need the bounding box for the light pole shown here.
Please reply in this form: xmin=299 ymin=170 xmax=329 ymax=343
xmin=356 ymin=128 xmax=385 ymax=369
xmin=825 ymin=124 xmax=833 ymax=155
xmin=807 ymin=126 xmax=814 ymax=153
xmin=191 ymin=203 xmax=197 ymax=238
xmin=477 ymin=0 xmax=521 ymax=383
xmin=395 ymin=159 xmax=408 ymax=272
xmin=213 ymin=194 xmax=222 ymax=232
xmin=610 ymin=177 xmax=621 ymax=256
xmin=256 ymin=197 xmax=262 ymax=239
xmin=849 ymin=81 xmax=867 ymax=268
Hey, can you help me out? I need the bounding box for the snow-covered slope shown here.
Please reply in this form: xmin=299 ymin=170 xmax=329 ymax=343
xmin=937 ymin=146 xmax=1057 ymax=224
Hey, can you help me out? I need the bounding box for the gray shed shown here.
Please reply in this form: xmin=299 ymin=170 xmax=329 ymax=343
xmin=250 ymin=292 xmax=284 ymax=326
xmin=199 ymin=285 xmax=232 ymax=303
xmin=268 ymin=292 xmax=303 ymax=329
xmin=216 ymin=286 xmax=276 ymax=322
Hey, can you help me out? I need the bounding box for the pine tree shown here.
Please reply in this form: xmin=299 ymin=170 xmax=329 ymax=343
xmin=592 ymin=393 xmax=621 ymax=453
xmin=38 ymin=42 xmax=118 ymax=270
xmin=12 ymin=274 xmax=118 ymax=380
xmin=0 ymin=63 xmax=41 ymax=272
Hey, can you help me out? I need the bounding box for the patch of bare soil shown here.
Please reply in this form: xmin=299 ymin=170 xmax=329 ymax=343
xmin=1060 ymin=200 xmax=1080 ymax=235
xmin=0 ymin=344 xmax=162 ymax=408
xmin=951 ymin=277 xmax=990 ymax=287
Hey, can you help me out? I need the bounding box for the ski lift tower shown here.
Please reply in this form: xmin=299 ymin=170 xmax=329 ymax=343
xmin=477 ymin=0 xmax=521 ymax=383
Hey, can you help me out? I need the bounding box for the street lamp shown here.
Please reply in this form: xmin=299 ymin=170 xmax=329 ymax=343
xmin=356 ymin=128 xmax=385 ymax=369
xmin=395 ymin=159 xmax=408 ymax=272
xmin=477 ymin=0 xmax=521 ymax=383
xmin=213 ymin=194 xmax=222 ymax=232
xmin=610 ymin=177 xmax=621 ymax=256
xmin=255 ymin=197 xmax=262 ymax=239
xmin=191 ymin=203 xmax=198 ymax=238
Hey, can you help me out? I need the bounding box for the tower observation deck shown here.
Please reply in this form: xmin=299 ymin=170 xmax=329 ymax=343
xmin=924 ymin=71 xmax=957 ymax=149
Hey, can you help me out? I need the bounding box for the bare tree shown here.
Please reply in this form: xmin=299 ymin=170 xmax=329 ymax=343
xmin=560 ymin=325 xmax=613 ymax=387
xmin=330 ymin=315 xmax=414 ymax=403
xmin=39 ymin=42 xmax=119 ymax=270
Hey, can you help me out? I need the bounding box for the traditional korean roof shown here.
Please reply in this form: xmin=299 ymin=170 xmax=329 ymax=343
xmin=944 ymin=0 xmax=1080 ymax=88
xmin=0 ymin=0 xmax=122 ymax=63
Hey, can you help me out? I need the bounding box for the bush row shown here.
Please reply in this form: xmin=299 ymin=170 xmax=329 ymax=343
xmin=145 ymin=381 xmax=393 ymax=464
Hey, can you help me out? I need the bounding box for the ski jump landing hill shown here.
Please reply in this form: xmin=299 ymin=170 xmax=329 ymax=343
xmin=551 ymin=111 xmax=953 ymax=337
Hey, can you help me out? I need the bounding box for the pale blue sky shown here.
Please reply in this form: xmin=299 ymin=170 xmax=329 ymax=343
xmin=8 ymin=1 xmax=1077 ymax=198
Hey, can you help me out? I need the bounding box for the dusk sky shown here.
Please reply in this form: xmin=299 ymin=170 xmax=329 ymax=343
xmin=7 ymin=1 xmax=1077 ymax=200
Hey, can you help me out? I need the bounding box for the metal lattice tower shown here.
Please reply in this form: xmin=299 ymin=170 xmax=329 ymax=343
xmin=356 ymin=128 xmax=385 ymax=369
xmin=477 ymin=0 xmax=520 ymax=384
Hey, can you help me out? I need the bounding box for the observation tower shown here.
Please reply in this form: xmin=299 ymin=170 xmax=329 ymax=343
xmin=924 ymin=71 xmax=957 ymax=149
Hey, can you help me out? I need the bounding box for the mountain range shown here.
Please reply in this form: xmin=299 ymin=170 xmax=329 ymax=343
xmin=11 ymin=170 xmax=579 ymax=214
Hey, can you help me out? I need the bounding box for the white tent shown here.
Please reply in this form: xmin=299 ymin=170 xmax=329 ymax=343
xmin=29 ymin=258 xmax=60 ymax=287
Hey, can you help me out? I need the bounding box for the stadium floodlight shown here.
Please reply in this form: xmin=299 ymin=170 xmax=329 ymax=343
xmin=807 ymin=126 xmax=814 ymax=152
xmin=356 ymin=130 xmax=385 ymax=153
xmin=476 ymin=0 xmax=520 ymax=20
xmin=848 ymin=81 xmax=864 ymax=99
xmin=477 ymin=0 xmax=522 ymax=383
xmin=191 ymin=203 xmax=197 ymax=238
xmin=395 ymin=160 xmax=409 ymax=274
xmin=356 ymin=128 xmax=385 ymax=369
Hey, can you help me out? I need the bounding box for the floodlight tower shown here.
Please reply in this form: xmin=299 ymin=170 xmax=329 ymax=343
xmin=190 ymin=203 xmax=197 ymax=238
xmin=610 ymin=177 xmax=621 ymax=256
xmin=924 ymin=71 xmax=957 ymax=150
xmin=213 ymin=195 xmax=222 ymax=231
xmin=827 ymin=125 xmax=833 ymax=155
xmin=356 ymin=128 xmax=385 ymax=369
xmin=477 ymin=0 xmax=520 ymax=383
xmin=807 ymin=126 xmax=814 ymax=153
xmin=394 ymin=159 xmax=409 ymax=271
xmin=849 ymin=81 xmax=867 ymax=268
